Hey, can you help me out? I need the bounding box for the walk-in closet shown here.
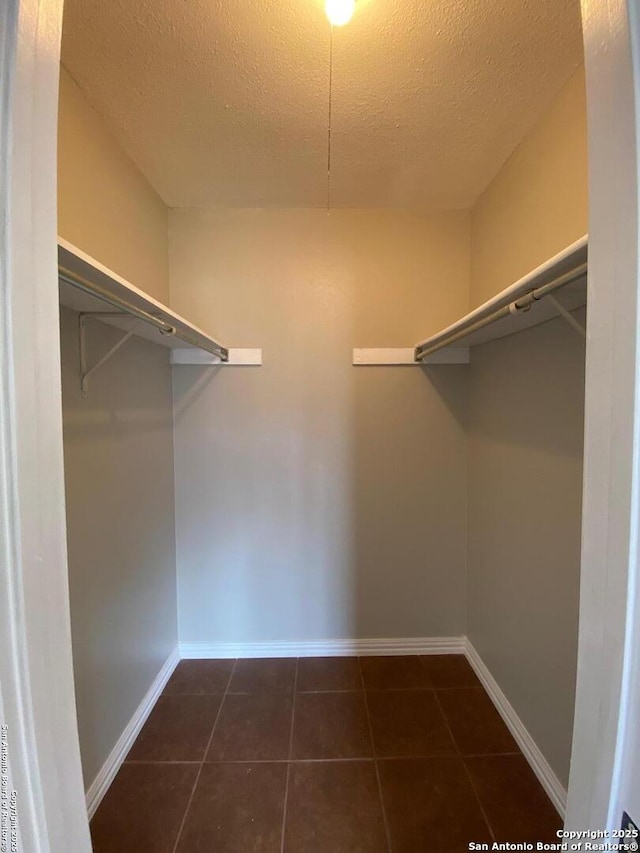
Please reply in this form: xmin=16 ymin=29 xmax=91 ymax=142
xmin=54 ymin=0 xmax=589 ymax=849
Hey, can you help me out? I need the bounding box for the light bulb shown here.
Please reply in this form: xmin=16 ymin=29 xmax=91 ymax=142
xmin=325 ymin=0 xmax=355 ymax=26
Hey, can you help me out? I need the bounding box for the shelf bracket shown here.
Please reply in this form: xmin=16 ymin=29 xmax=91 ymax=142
xmin=79 ymin=313 xmax=142 ymax=397
xmin=545 ymin=295 xmax=586 ymax=338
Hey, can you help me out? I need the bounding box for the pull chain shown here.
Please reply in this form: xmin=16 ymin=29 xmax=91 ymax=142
xmin=327 ymin=24 xmax=333 ymax=212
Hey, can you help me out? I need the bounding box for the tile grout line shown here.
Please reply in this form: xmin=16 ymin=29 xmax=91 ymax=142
xmin=117 ymin=655 xmax=510 ymax=849
xmin=431 ymin=686 xmax=497 ymax=844
xmin=359 ymin=657 xmax=393 ymax=853
xmin=461 ymin=756 xmax=498 ymax=844
xmin=279 ymin=658 xmax=299 ymax=853
xmin=164 ymin=685 xmax=488 ymax=696
xmin=170 ymin=659 xmax=238 ymax=853
xmin=162 ymin=686 xmax=460 ymax=696
xmin=122 ymin=752 xmax=519 ymax=765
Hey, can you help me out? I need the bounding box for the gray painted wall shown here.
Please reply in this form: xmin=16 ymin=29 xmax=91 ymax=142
xmin=467 ymin=313 xmax=585 ymax=786
xmin=60 ymin=306 xmax=178 ymax=787
xmin=466 ymin=66 xmax=587 ymax=789
xmin=170 ymin=208 xmax=470 ymax=644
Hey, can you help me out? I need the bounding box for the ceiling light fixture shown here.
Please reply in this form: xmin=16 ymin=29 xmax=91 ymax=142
xmin=325 ymin=0 xmax=355 ymax=27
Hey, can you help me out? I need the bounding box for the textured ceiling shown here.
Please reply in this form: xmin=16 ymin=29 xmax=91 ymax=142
xmin=61 ymin=0 xmax=583 ymax=209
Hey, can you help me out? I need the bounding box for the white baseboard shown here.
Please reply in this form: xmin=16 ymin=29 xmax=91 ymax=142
xmin=85 ymin=646 xmax=180 ymax=819
xmin=179 ymin=635 xmax=465 ymax=659
xmin=464 ymin=639 xmax=567 ymax=817
xmin=86 ymin=637 xmax=567 ymax=824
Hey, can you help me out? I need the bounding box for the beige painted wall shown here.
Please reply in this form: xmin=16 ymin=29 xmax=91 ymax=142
xmin=57 ymin=66 xmax=169 ymax=302
xmin=170 ymin=208 xmax=470 ymax=643
xmin=60 ymin=307 xmax=178 ymax=788
xmin=57 ymin=69 xmax=177 ymax=789
xmin=471 ymin=65 xmax=588 ymax=306
xmin=467 ymin=66 xmax=588 ymax=786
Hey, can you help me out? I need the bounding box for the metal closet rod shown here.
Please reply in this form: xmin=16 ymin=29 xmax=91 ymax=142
xmin=414 ymin=262 xmax=588 ymax=361
xmin=58 ymin=266 xmax=229 ymax=361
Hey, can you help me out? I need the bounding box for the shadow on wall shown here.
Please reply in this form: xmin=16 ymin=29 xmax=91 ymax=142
xmin=173 ymin=364 xmax=223 ymax=421
xmin=62 ymin=313 xmax=176 ymax=440
xmin=168 ymin=207 xmax=474 ymax=647
xmin=350 ymin=363 xmax=469 ymax=640
xmin=468 ymin=308 xmax=587 ymax=456
xmin=466 ymin=309 xmax=586 ymax=786
xmin=171 ymin=320 xmax=362 ymax=643
xmin=171 ymin=352 xmax=470 ymax=645
xmin=60 ymin=306 xmax=178 ymax=785
xmin=171 ymin=309 xmax=584 ymax=651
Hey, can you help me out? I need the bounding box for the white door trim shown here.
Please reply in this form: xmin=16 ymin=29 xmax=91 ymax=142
xmin=0 ymin=0 xmax=91 ymax=850
xmin=566 ymin=0 xmax=640 ymax=831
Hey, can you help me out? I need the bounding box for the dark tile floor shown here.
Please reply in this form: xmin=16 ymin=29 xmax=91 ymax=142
xmin=90 ymin=655 xmax=561 ymax=852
